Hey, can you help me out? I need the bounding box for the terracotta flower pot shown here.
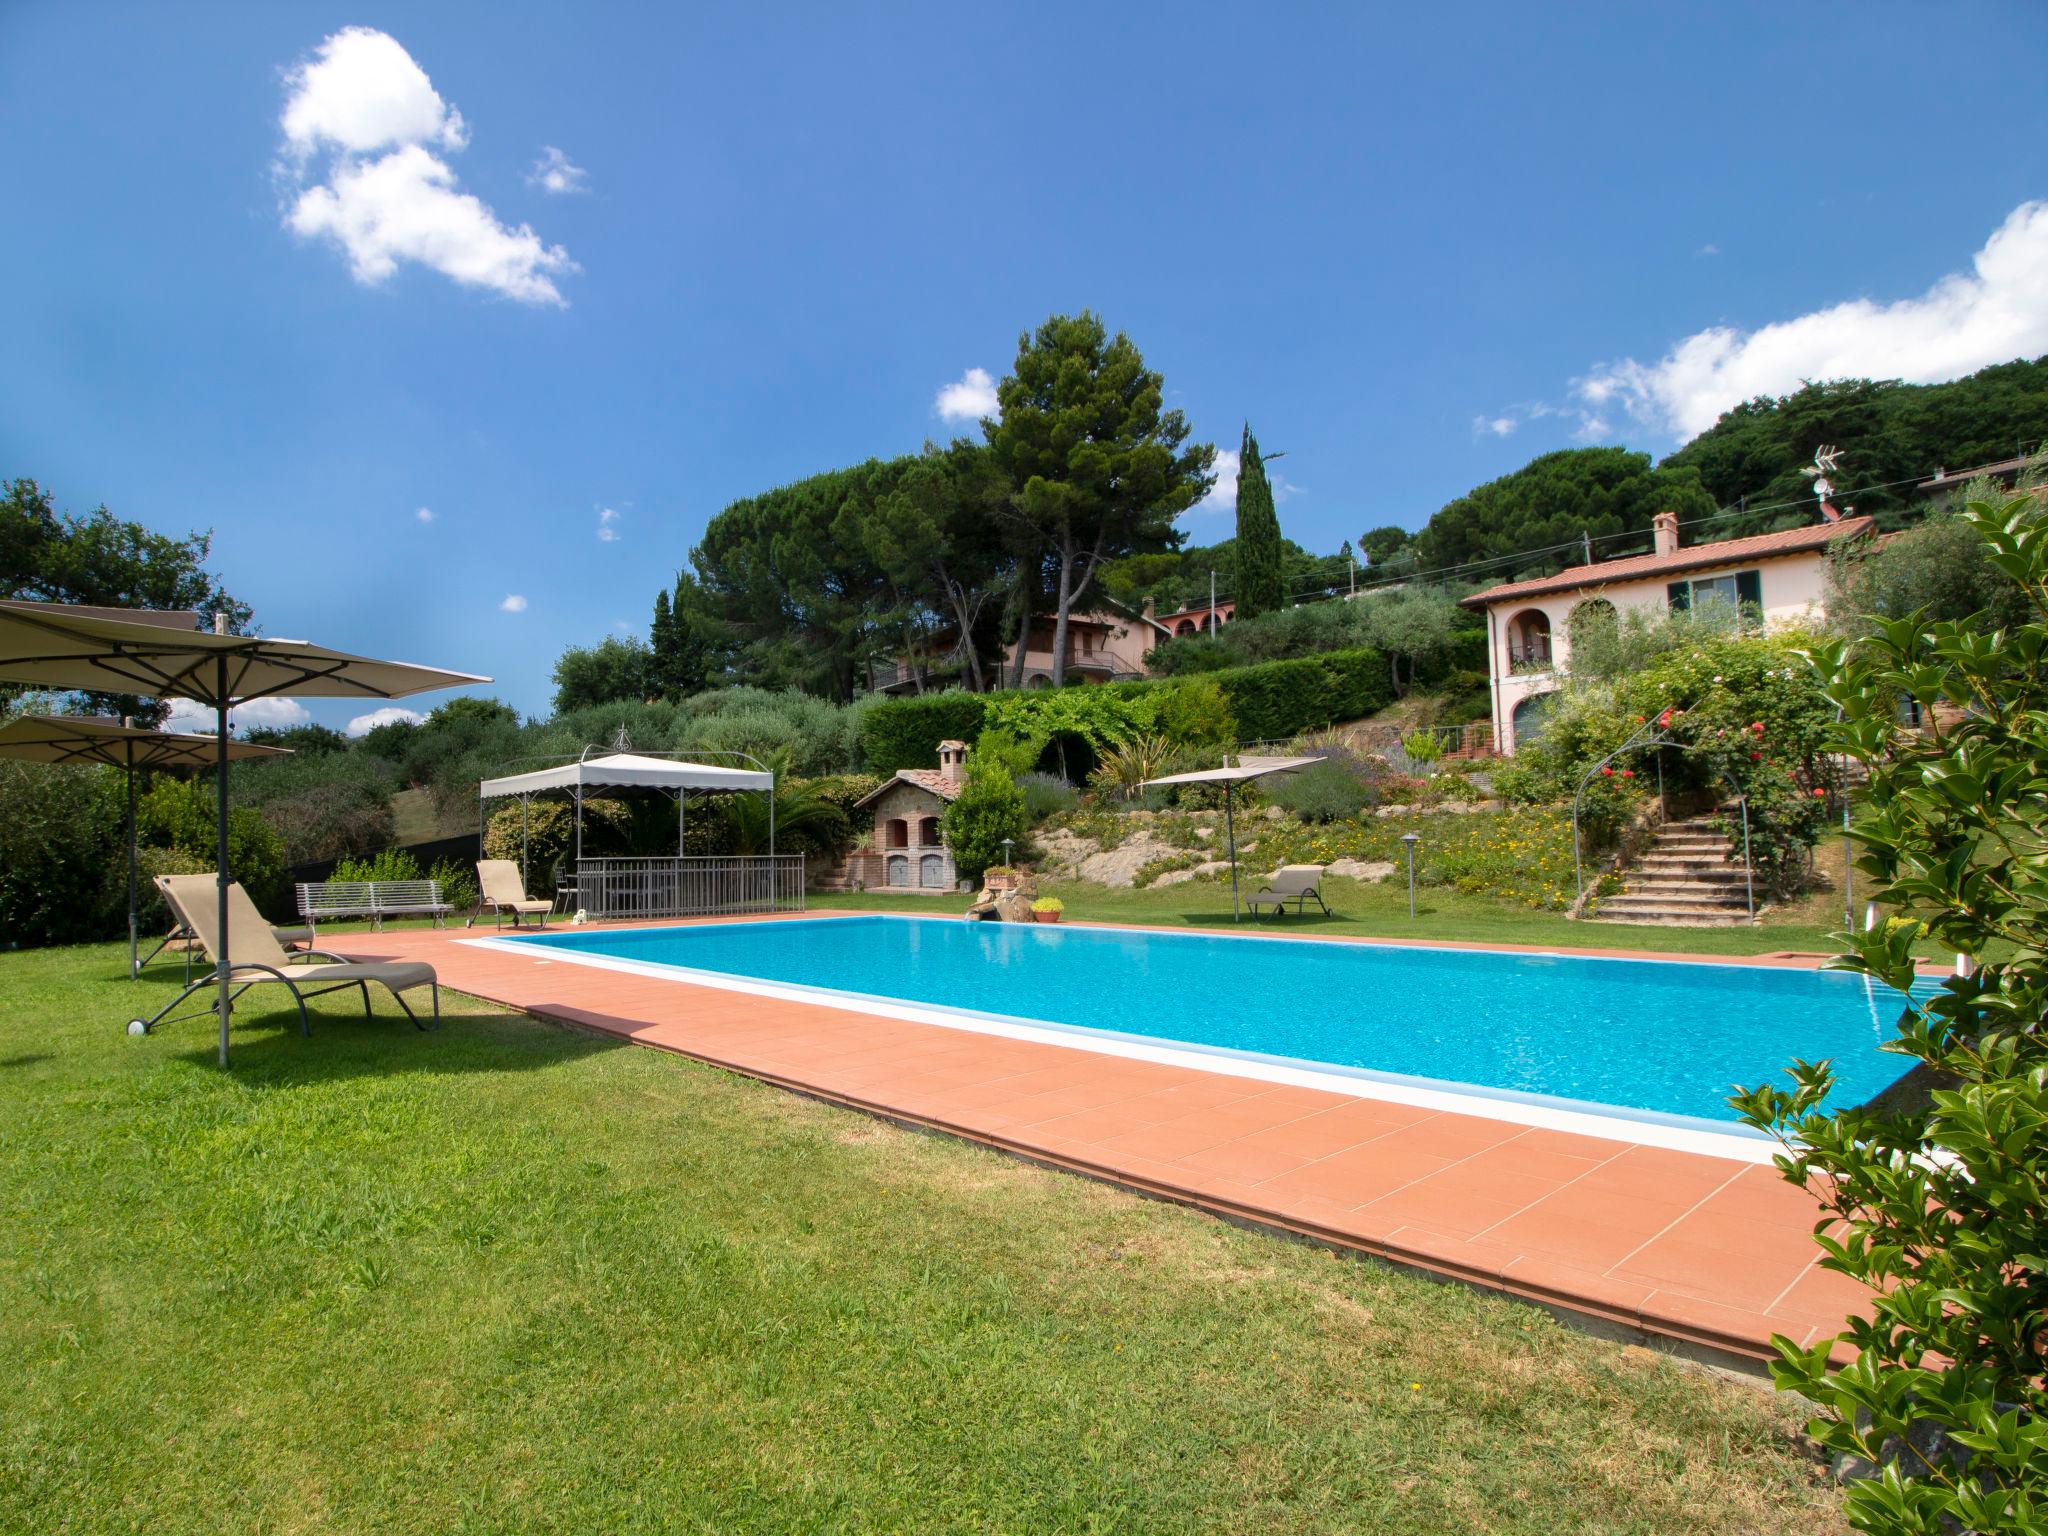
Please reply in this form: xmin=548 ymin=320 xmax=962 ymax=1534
xmin=1034 ymin=909 xmax=1061 ymax=924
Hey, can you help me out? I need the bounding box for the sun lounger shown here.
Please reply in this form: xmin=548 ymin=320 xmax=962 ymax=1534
xmin=1244 ymin=864 xmax=1332 ymax=918
xmin=143 ymin=874 xmax=314 ymax=981
xmin=471 ymin=860 xmax=552 ymax=929
xmin=130 ymin=875 xmax=439 ymax=1037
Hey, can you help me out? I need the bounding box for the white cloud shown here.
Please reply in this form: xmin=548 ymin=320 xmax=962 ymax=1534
xmin=287 ymin=144 xmax=577 ymax=305
xmin=597 ymin=506 xmax=620 ymax=542
xmin=1577 ymin=200 xmax=2048 ymax=442
xmin=934 ymin=367 xmax=999 ymax=422
xmin=279 ymin=28 xmax=576 ymax=306
xmin=280 ymin=26 xmax=467 ymax=158
xmin=415 ymin=506 xmax=434 ymax=523
xmin=1697 ymin=243 xmax=1721 ymax=258
xmin=346 ymin=705 xmax=426 ymax=737
xmin=527 ymin=146 xmax=588 ymax=195
xmin=164 ymin=696 xmax=310 ymax=734
xmin=1473 ymin=415 xmax=1518 ymax=438
xmin=499 ymin=594 xmax=528 ymax=613
xmin=1192 ymin=448 xmax=1239 ymax=513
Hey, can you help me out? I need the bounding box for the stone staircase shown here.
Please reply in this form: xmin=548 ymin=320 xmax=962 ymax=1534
xmin=1590 ymin=814 xmax=1755 ymax=927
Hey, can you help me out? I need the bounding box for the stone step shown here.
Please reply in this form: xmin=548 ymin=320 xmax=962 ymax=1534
xmin=1636 ymin=855 xmax=1746 ymax=872
xmin=1651 ymin=832 xmax=1733 ymax=848
xmin=1590 ymin=909 xmax=1755 ymax=927
xmin=1602 ymin=895 xmax=1751 ymax=914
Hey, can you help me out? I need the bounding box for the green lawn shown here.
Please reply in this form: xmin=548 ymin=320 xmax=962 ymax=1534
xmin=0 ymin=942 xmax=1846 ymax=1534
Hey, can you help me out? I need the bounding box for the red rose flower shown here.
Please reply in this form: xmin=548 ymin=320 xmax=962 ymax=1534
xmin=1621 ymin=768 xmax=1635 ymax=778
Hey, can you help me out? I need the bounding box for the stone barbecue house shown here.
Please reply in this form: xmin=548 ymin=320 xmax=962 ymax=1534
xmin=848 ymin=740 xmax=968 ymax=892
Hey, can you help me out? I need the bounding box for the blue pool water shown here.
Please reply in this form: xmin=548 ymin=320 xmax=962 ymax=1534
xmin=511 ymin=916 xmax=1923 ymax=1127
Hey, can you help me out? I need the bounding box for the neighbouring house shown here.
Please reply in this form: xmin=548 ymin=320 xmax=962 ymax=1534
xmin=1461 ymin=509 xmax=1873 ymax=755
xmin=847 ymin=739 xmax=969 ymax=892
xmin=867 ymin=603 xmax=1173 ymax=695
xmin=1153 ymin=598 xmax=1235 ymax=638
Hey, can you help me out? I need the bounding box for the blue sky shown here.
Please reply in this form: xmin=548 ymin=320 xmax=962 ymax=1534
xmin=3 ymin=2 xmax=2045 ymax=728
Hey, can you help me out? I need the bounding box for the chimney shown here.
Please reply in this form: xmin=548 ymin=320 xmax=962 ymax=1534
xmin=1651 ymin=511 xmax=1679 ymax=558
xmin=936 ymin=739 xmax=968 ymax=788
xmin=1141 ymin=597 xmax=1156 ymax=620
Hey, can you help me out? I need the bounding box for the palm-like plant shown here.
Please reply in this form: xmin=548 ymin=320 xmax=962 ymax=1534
xmin=718 ymin=748 xmax=847 ymax=856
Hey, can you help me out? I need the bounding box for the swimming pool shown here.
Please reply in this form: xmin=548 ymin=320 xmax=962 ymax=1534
xmin=490 ymin=915 xmax=1921 ymax=1133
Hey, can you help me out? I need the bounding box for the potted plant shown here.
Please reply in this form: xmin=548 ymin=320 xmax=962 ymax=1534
xmin=984 ymin=863 xmax=1018 ymax=892
xmin=1031 ymin=896 xmax=1063 ymax=924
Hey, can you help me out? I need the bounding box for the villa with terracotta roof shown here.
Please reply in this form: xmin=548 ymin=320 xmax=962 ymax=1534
xmin=1460 ymin=509 xmax=1873 ymax=754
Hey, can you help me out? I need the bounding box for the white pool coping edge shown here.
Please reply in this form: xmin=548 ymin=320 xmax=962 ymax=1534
xmin=460 ymin=926 xmax=1785 ymax=1165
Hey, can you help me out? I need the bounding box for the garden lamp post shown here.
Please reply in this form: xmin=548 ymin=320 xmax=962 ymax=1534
xmin=1401 ymin=832 xmax=1420 ymax=918
xmin=1000 ymin=838 xmax=1014 ymax=870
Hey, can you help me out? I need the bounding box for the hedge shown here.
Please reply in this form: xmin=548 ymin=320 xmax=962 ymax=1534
xmin=1212 ymin=648 xmax=1395 ymax=741
xmin=857 ymin=647 xmax=1394 ymax=768
xmin=857 ymin=692 xmax=988 ymax=775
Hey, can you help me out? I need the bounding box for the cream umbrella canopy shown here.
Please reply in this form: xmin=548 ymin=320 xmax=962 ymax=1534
xmin=1140 ymin=755 xmax=1323 ymax=920
xmin=0 ymin=601 xmax=489 ymax=1064
xmin=0 ymin=714 xmax=290 ymax=980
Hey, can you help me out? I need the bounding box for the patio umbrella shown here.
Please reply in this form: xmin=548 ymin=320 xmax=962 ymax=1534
xmin=0 ymin=714 xmax=290 ymax=980
xmin=1140 ymin=755 xmax=1322 ymax=920
xmin=0 ymin=600 xmax=488 ymax=1064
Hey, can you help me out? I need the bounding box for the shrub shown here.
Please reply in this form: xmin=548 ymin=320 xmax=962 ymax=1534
xmin=1015 ymin=771 xmax=1079 ymax=823
xmin=1030 ymin=895 xmax=1063 ymax=913
xmin=426 ymin=856 xmax=479 ymax=913
xmin=483 ymin=799 xmax=633 ymax=896
xmin=1213 ymin=648 xmax=1395 ymax=741
xmin=1087 ymin=735 xmax=1182 ymax=803
xmin=1267 ymin=759 xmax=1375 ymax=823
xmin=858 ymin=691 xmax=988 ymax=775
xmin=1154 ymin=675 xmax=1236 ymax=748
xmin=136 ymin=777 xmax=288 ymax=917
xmin=0 ymin=761 xmax=123 ymax=946
xmin=1733 ymin=492 xmax=2048 ymax=1535
xmin=939 ymin=749 xmax=1027 ymax=880
xmin=331 ymin=849 xmax=424 ymax=883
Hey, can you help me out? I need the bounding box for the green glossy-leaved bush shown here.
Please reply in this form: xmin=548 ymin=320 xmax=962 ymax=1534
xmin=1732 ymin=492 xmax=2048 ymax=1536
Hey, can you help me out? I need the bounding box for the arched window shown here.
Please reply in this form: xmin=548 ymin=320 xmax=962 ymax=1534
xmin=917 ymin=815 xmax=941 ymax=846
xmin=885 ymin=818 xmax=909 ymax=849
xmin=1026 ymin=673 xmax=1051 ymax=690
xmin=1175 ymin=620 xmax=1196 ymax=637
xmin=1511 ymin=692 xmax=1556 ymax=750
xmin=1505 ymin=609 xmax=1552 ymax=672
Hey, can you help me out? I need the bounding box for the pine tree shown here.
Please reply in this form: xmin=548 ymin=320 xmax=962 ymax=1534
xmin=648 ymin=587 xmax=677 ymax=700
xmin=1233 ymin=424 xmax=1284 ymax=620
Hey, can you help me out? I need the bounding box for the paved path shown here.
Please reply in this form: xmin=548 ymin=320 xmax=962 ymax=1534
xmin=336 ymin=914 xmax=1872 ymax=1368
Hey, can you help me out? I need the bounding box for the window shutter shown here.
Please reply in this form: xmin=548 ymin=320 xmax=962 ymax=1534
xmin=1666 ymin=581 xmax=1690 ymax=612
xmin=1735 ymin=569 xmax=1762 ymax=624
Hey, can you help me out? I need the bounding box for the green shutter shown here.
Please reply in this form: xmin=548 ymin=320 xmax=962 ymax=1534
xmin=1735 ymin=569 xmax=1762 ymax=625
xmin=1666 ymin=581 xmax=1690 ymax=612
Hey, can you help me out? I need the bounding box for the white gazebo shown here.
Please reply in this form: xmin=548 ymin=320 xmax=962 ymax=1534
xmin=476 ymin=750 xmax=798 ymax=919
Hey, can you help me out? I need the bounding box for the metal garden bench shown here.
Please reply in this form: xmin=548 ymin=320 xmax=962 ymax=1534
xmin=295 ymin=878 xmax=452 ymax=938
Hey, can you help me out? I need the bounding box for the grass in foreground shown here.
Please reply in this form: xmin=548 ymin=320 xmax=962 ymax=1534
xmin=0 ymin=943 xmax=1844 ymax=1534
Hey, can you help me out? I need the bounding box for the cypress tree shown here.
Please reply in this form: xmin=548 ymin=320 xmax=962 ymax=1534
xmin=1233 ymin=423 xmax=1284 ymax=620
xmin=648 ymin=587 xmax=677 ymax=700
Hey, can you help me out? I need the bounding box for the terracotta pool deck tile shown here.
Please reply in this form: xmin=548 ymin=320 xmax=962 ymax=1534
xmin=1611 ymin=1234 xmax=1814 ymax=1312
xmin=1224 ymin=1105 xmax=1410 ymax=1160
xmin=1256 ymin=1143 xmax=1457 ymax=1207
xmin=328 ymin=920 xmax=1876 ymax=1367
xmin=1093 ymin=1119 xmax=1240 ymax=1163
xmin=1173 ymin=1138 xmax=1313 ymax=1186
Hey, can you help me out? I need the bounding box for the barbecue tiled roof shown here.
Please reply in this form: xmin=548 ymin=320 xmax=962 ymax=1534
xmin=1460 ymin=517 xmax=1872 ymax=608
xmin=853 ymin=768 xmax=963 ymax=809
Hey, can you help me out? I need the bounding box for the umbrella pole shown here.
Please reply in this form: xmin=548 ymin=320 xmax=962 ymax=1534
xmin=214 ymin=660 xmax=231 ymax=1068
xmin=126 ymin=752 xmax=139 ymax=980
xmin=1227 ymin=781 xmax=1240 ymax=922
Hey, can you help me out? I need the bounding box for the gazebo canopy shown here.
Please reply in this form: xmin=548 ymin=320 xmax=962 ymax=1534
xmin=478 ymin=752 xmax=771 ymax=799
